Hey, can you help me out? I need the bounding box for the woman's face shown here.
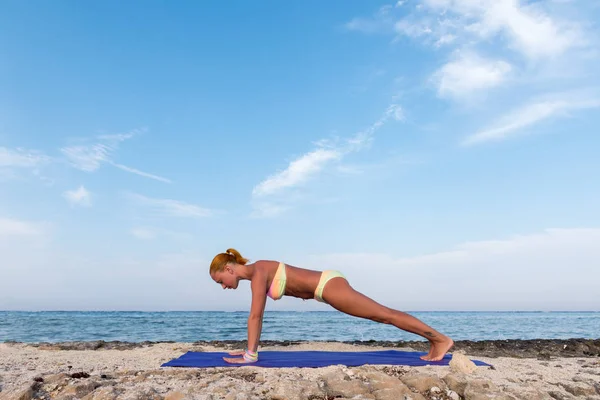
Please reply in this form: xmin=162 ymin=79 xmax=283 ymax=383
xmin=211 ymin=266 xmax=238 ymax=290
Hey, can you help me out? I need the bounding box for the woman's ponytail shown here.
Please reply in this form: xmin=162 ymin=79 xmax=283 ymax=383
xmin=226 ymin=248 xmax=249 ymax=265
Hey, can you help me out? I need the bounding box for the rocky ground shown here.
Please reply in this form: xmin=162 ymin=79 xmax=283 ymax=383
xmin=1 ymin=340 xmax=599 ymax=400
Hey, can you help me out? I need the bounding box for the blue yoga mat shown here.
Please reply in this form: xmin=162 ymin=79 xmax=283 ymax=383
xmin=161 ymin=350 xmax=491 ymax=368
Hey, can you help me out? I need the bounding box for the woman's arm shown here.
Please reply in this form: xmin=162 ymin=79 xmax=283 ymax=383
xmin=247 ymin=269 xmax=267 ymax=352
xmin=223 ymin=267 xmax=268 ymax=363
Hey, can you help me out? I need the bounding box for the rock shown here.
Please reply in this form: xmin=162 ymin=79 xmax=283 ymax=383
xmin=463 ymin=379 xmax=501 ymax=399
xmin=443 ymin=373 xmax=468 ymax=397
xmin=81 ymin=387 xmax=121 ymax=400
xmin=504 ymin=389 xmax=553 ymax=400
xmin=165 ymin=392 xmax=186 ymax=400
xmin=372 ymin=387 xmax=425 ymax=400
xmin=56 ymin=381 xmax=102 ymax=399
xmin=401 ymin=373 xmax=446 ymax=393
xmin=0 ymin=385 xmax=33 ymax=400
xmin=447 ymin=390 xmax=461 ymax=400
xmin=404 ymin=395 xmax=427 ymax=400
xmin=124 ymin=388 xmax=163 ymax=400
xmin=361 ymin=371 xmax=405 ymax=391
xmin=450 ymin=351 xmax=478 ymax=374
xmin=43 ymin=373 xmax=70 ymax=385
xmin=548 ymin=391 xmax=575 ymax=400
xmin=70 ymin=372 xmax=91 ymax=379
xmin=269 ymin=380 xmax=321 ymax=400
xmin=325 ymin=378 xmax=369 ymax=398
xmin=561 ymin=383 xmax=598 ymax=397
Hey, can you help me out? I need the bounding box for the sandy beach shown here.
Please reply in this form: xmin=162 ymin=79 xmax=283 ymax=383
xmin=1 ymin=340 xmax=599 ymax=400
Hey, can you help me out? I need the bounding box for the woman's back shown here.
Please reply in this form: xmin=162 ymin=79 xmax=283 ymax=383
xmin=257 ymin=260 xmax=322 ymax=300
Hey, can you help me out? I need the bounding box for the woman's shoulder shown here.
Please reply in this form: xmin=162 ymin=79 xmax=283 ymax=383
xmin=252 ymin=259 xmax=281 ymax=269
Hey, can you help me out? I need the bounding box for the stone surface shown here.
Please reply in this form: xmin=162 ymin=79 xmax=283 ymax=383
xmin=401 ymin=373 xmax=446 ymax=393
xmin=361 ymin=371 xmax=405 ymax=391
xmin=450 ymin=351 xmax=478 ymax=374
xmin=81 ymin=387 xmax=121 ymax=400
xmin=324 ymin=377 xmax=370 ymax=398
xmin=0 ymin=385 xmax=33 ymax=400
xmin=443 ymin=373 xmax=468 ymax=397
xmin=372 ymin=386 xmax=426 ymax=400
xmin=56 ymin=380 xmax=101 ymax=399
xmin=164 ymin=392 xmax=186 ymax=400
xmin=560 ymin=382 xmax=598 ymax=397
xmin=463 ymin=379 xmax=501 ymax=400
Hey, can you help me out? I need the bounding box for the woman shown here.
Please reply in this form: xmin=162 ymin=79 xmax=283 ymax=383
xmin=209 ymin=248 xmax=454 ymax=364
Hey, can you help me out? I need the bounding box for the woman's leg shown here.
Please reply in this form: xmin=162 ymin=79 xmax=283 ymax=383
xmin=321 ymin=277 xmax=454 ymax=361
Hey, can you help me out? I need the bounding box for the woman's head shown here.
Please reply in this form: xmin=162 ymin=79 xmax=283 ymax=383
xmin=209 ymin=248 xmax=249 ymax=290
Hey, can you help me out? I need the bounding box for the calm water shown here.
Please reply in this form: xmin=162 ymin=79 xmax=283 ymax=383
xmin=0 ymin=311 xmax=598 ymax=343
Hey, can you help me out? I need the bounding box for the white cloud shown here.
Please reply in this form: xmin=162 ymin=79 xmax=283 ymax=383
xmin=60 ymin=129 xmax=171 ymax=183
xmin=0 ymin=217 xmax=44 ymax=236
xmin=129 ymin=193 xmax=214 ymax=218
xmin=61 ymin=142 xmax=113 ymax=172
xmin=435 ymin=33 xmax=457 ymax=47
xmin=304 ymin=228 xmax=600 ymax=311
xmin=417 ymin=0 xmax=583 ymax=60
xmin=252 ymin=148 xmax=341 ymax=198
xmin=110 ymin=162 xmax=172 ymax=184
xmin=250 ymin=104 xmax=404 ymax=216
xmin=0 ymin=147 xmax=49 ymax=168
xmin=63 ymin=185 xmax=92 ymax=207
xmin=345 ymin=5 xmax=396 ymax=34
xmin=433 ymin=52 xmax=512 ymax=98
xmin=0 ymin=147 xmax=52 ymax=182
xmin=348 ymin=0 xmax=592 ymax=107
xmin=463 ymin=95 xmax=600 ymax=145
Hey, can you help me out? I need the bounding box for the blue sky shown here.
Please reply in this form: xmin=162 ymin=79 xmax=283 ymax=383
xmin=1 ymin=0 xmax=599 ymax=312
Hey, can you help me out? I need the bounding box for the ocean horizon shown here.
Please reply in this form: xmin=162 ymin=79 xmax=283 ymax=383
xmin=1 ymin=311 xmax=598 ymax=344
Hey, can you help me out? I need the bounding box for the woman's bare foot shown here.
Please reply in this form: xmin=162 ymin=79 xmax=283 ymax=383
xmin=420 ymin=337 xmax=454 ymax=361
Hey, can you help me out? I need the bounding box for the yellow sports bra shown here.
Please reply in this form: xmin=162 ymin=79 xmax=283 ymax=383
xmin=266 ymin=262 xmax=286 ymax=300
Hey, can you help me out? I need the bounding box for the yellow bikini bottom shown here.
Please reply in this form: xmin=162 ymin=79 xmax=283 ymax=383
xmin=267 ymin=264 xmax=346 ymax=304
xmin=314 ymin=270 xmax=346 ymax=303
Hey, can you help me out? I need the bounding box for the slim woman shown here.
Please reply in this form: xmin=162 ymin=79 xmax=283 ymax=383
xmin=209 ymin=248 xmax=454 ymax=364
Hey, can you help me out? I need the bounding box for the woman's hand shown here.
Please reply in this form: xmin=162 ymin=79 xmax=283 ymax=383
xmin=222 ymin=355 xmax=257 ymax=364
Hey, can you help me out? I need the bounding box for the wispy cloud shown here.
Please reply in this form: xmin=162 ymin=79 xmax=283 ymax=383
xmin=0 ymin=147 xmax=50 ymax=168
xmin=60 ymin=129 xmax=171 ymax=183
xmin=395 ymin=0 xmax=584 ymax=60
xmin=347 ymin=1 xmax=592 ymax=107
xmin=344 ymin=5 xmax=396 ymax=34
xmin=252 ymin=148 xmax=341 ymax=198
xmin=462 ymin=94 xmax=600 ymax=146
xmin=0 ymin=217 xmax=45 ymax=236
xmin=128 ymin=193 xmax=214 ymax=218
xmin=433 ymin=52 xmax=512 ymax=99
xmin=0 ymin=147 xmax=52 ymax=182
xmin=110 ymin=162 xmax=172 ymax=184
xmin=251 ymin=104 xmax=404 ymax=217
xmin=63 ymin=185 xmax=92 ymax=207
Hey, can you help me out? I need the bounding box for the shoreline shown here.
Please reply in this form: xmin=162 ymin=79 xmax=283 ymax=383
xmin=6 ymin=338 xmax=600 ymax=359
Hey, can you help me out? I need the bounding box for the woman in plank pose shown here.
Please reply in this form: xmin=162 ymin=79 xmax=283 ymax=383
xmin=209 ymin=248 xmax=454 ymax=364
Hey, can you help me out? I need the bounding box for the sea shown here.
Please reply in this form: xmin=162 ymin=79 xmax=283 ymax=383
xmin=1 ymin=311 xmax=598 ymax=343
